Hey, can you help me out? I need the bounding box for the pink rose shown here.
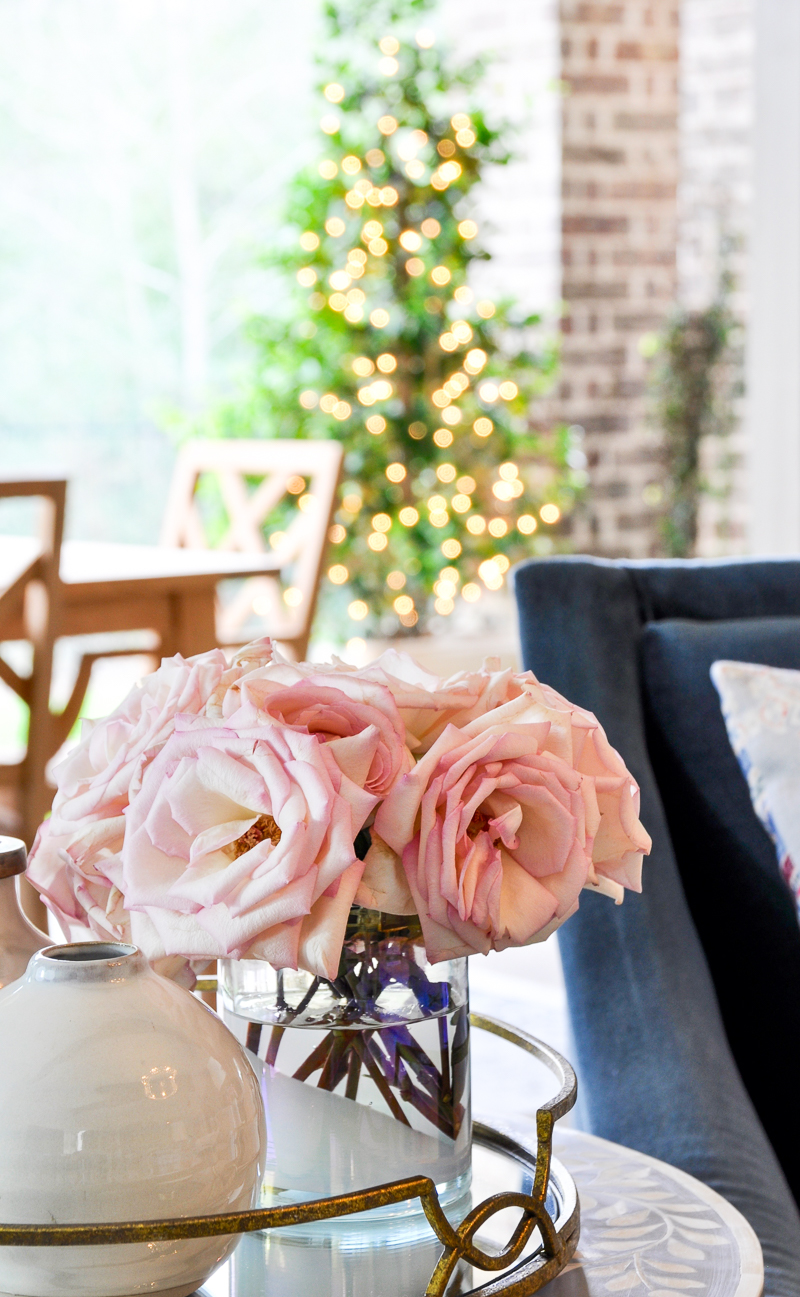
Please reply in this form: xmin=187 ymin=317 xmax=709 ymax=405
xmin=364 ymin=656 xmax=650 ymax=901
xmin=27 ymin=639 xmax=276 ymax=970
xmin=435 ymin=668 xmax=652 ymax=896
xmin=220 ymin=660 xmax=413 ymax=798
xmin=331 ymin=650 xmax=487 ymax=753
xmin=121 ymin=719 xmax=377 ymax=978
xmin=375 ymin=717 xmax=600 ymax=962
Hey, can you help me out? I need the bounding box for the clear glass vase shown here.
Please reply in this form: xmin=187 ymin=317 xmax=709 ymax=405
xmin=219 ymin=907 xmax=471 ymax=1219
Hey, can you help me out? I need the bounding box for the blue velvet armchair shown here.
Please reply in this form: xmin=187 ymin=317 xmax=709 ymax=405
xmin=513 ymin=555 xmax=800 ymax=1295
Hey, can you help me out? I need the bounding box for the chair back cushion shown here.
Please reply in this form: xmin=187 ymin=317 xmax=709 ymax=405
xmin=640 ymin=616 xmax=800 ymax=1190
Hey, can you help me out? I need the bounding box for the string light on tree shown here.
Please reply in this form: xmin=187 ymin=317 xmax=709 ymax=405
xmin=219 ymin=0 xmax=582 ymax=637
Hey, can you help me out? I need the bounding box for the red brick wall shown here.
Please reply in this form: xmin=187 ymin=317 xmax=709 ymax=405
xmin=558 ymin=1 xmax=680 ymax=556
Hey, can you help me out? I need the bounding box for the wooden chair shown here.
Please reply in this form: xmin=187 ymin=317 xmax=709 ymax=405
xmin=0 ymin=477 xmax=65 ymax=849
xmin=160 ymin=439 xmax=343 ymax=660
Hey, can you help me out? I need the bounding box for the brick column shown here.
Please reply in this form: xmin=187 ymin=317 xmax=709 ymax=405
xmin=559 ymin=1 xmax=679 ymax=557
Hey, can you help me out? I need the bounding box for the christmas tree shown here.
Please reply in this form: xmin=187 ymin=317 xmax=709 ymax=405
xmin=210 ymin=0 xmax=584 ymax=639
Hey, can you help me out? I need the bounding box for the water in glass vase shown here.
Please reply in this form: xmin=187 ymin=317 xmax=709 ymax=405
xmin=219 ymin=909 xmax=471 ymax=1219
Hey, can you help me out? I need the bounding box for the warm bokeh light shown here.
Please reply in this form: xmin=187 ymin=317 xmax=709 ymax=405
xmin=381 ymin=187 xmax=399 ymax=205
xmin=439 ymin=332 xmax=458 ymax=352
xmin=441 ymin=538 xmax=462 ymax=558
xmin=456 ymin=129 xmax=476 ymax=147
xmin=370 ymin=308 xmax=390 ymax=327
xmin=348 ymin=600 xmax=369 ymax=620
xmin=405 ymin=257 xmax=425 ymax=277
xmin=341 ymin=492 xmax=362 ymax=513
xmin=399 ymin=506 xmax=419 ymax=526
xmin=421 ymin=218 xmax=440 ymax=238
xmin=366 ymin=415 xmax=386 ymax=434
xmin=319 ymin=160 xmax=338 ymax=179
xmin=409 ymin=421 xmax=426 ymax=439
xmin=379 ymin=35 xmax=400 ymax=54
xmin=499 ymin=462 xmax=519 ymax=481
xmin=436 ymin=463 xmax=456 ymax=483
xmin=343 ymin=305 xmax=363 ymax=323
xmin=540 ymin=503 xmax=561 ymax=525
xmin=297 ymin=268 xmax=317 ymax=287
xmin=458 ymin=220 xmax=478 ymax=239
xmin=376 ymin=353 xmax=396 ymax=373
xmin=462 ymin=582 xmax=481 ymax=602
xmin=353 ymin=356 xmax=374 ymax=376
xmin=378 ymin=115 xmax=398 ymax=136
xmin=329 ymin=292 xmax=347 ymax=310
xmin=479 ymin=381 xmax=499 ymax=403
xmin=299 ymin=389 xmax=318 ymax=409
xmin=328 ymin=524 xmax=346 ymax=543
xmin=386 ymin=462 xmax=406 ymax=482
xmin=434 ymin=597 xmax=454 ymax=616
xmin=368 ymin=532 xmax=388 ymax=551
xmin=369 ymin=237 xmax=388 ymax=255
xmin=298 ymin=492 xmax=316 ymax=512
xmin=329 ymin=270 xmax=350 ymax=291
xmin=492 ymin=480 xmax=515 ymax=501
xmin=378 ymin=55 xmax=399 ymax=76
xmin=429 ymin=509 xmax=448 ymax=527
xmin=457 ymin=476 xmax=476 ymax=494
xmin=427 ymin=494 xmax=447 ymax=511
xmin=451 ymin=493 xmax=471 ymax=513
xmin=451 ymin=113 xmax=471 ymax=130
xmin=345 ymin=190 xmax=364 ymax=210
xmin=363 ymin=220 xmax=383 ymax=239
xmin=499 ymin=381 xmax=519 ymax=400
xmin=478 ymin=559 xmax=503 ymax=590
xmin=386 ymin=570 xmax=406 ymax=589
xmin=433 ymin=428 xmax=453 ymax=447
xmin=328 ymin=564 xmax=349 ymax=584
xmin=437 ymin=161 xmax=461 ymax=183
xmin=488 ymin=517 xmax=508 ymax=537
xmin=454 ymin=285 xmax=473 ymax=304
xmin=399 ymin=230 xmax=422 ymax=252
xmin=473 ymin=417 xmax=493 ymax=437
xmin=287 ymin=475 xmax=306 ymax=494
xmin=324 ymin=82 xmax=345 ymax=103
xmin=333 ymin=400 xmax=351 ymax=420
xmin=366 ymin=148 xmax=385 ymax=168
xmin=464 ymin=349 xmax=487 ymax=373
xmin=283 ymin=586 xmax=304 ymax=606
xmin=393 ymin=594 xmax=414 ymax=616
xmin=476 ymin=299 xmax=496 ymax=319
xmin=300 ymin=232 xmax=320 ymax=251
xmin=269 ymin=530 xmax=287 ymax=549
xmin=372 ymin=512 xmax=391 ymax=532
xmin=342 ymin=156 xmax=361 ymax=175
xmin=451 ymin=320 xmax=472 ymax=344
xmin=320 ymin=114 xmax=340 ymax=135
xmin=437 ymin=139 xmax=456 ymax=158
xmin=517 ymin=514 xmax=537 ymax=535
xmin=325 ymin=217 xmax=346 ymax=237
xmin=431 ymin=265 xmax=451 ymax=285
xmin=416 ymin=27 xmax=435 ymax=48
xmin=441 ymin=407 xmax=461 ymax=425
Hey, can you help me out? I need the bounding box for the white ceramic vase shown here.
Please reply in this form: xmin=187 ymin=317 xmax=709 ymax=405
xmin=0 ymin=941 xmax=266 ymax=1297
xmin=0 ymin=837 xmax=48 ymax=990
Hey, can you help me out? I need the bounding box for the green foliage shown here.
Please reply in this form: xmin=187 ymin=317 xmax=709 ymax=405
xmin=650 ymin=269 xmax=740 ymax=558
xmin=204 ymin=0 xmax=584 ymax=637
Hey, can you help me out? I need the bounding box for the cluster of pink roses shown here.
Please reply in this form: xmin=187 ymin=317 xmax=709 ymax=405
xmin=28 ymin=639 xmax=650 ymax=981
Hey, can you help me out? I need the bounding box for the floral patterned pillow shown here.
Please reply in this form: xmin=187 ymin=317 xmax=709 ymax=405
xmin=711 ymin=659 xmax=800 ymax=917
